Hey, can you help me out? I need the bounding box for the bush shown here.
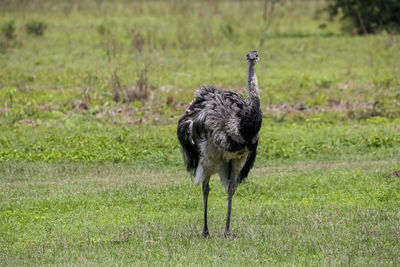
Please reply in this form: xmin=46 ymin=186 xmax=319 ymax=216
xmin=1 ymin=20 xmax=16 ymax=40
xmin=326 ymin=0 xmax=400 ymax=34
xmin=25 ymin=20 xmax=47 ymax=36
xmin=0 ymin=20 xmax=18 ymax=53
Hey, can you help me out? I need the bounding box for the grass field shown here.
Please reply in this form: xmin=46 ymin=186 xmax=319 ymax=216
xmin=1 ymin=0 xmax=400 ymax=265
xmin=1 ymin=159 xmax=400 ymax=265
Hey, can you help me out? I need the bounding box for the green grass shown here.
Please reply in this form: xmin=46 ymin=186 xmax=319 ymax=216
xmin=1 ymin=0 xmax=400 ymax=265
xmin=1 ymin=121 xmax=400 ymax=164
xmin=1 ymin=159 xmax=399 ymax=265
xmin=1 ymin=120 xmax=400 ymax=265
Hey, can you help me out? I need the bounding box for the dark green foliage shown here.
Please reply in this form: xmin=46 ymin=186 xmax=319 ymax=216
xmin=25 ymin=20 xmax=47 ymax=36
xmin=0 ymin=20 xmax=17 ymax=53
xmin=1 ymin=20 xmax=16 ymax=40
xmin=326 ymin=0 xmax=400 ymax=34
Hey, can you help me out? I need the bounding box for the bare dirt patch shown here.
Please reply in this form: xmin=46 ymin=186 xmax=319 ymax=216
xmin=265 ymin=99 xmax=383 ymax=118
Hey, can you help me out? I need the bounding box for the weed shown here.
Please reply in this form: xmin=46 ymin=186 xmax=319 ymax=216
xmin=1 ymin=20 xmax=16 ymax=40
xmin=25 ymin=20 xmax=47 ymax=36
xmin=221 ymin=23 xmax=235 ymax=41
xmin=110 ymin=70 xmax=122 ymax=103
xmin=0 ymin=20 xmax=18 ymax=53
xmin=0 ymin=87 xmax=17 ymax=107
xmin=315 ymin=76 xmax=333 ymax=88
xmin=131 ymin=31 xmax=145 ymax=53
xmin=96 ymin=23 xmax=109 ymax=36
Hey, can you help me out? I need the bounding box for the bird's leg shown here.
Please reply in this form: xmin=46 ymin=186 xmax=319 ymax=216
xmin=224 ymin=182 xmax=235 ymax=237
xmin=202 ymin=178 xmax=211 ymax=238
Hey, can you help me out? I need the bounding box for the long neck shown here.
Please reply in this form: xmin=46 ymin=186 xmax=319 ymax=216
xmin=246 ymin=62 xmax=260 ymax=107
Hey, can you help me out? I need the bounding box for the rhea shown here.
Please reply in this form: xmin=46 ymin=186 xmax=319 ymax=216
xmin=177 ymin=51 xmax=262 ymax=237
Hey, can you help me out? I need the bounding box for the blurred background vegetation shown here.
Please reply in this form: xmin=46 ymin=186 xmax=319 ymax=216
xmin=326 ymin=0 xmax=400 ymax=34
xmin=0 ymin=0 xmax=398 ymax=126
xmin=0 ymin=0 xmax=399 ymax=163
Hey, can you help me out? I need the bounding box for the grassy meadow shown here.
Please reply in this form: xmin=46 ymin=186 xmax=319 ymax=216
xmin=1 ymin=0 xmax=400 ymax=265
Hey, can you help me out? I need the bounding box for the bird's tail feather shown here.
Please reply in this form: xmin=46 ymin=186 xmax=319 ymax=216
xmin=177 ymin=115 xmax=199 ymax=176
xmin=238 ymin=142 xmax=258 ymax=184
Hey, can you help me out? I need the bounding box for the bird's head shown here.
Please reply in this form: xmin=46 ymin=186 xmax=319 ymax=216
xmin=246 ymin=51 xmax=259 ymax=63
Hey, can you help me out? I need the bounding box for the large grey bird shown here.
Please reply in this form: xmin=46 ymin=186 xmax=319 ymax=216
xmin=177 ymin=51 xmax=262 ymax=237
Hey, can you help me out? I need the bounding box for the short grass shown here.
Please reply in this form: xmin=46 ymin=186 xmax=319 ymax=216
xmin=1 ymin=121 xmax=400 ymax=164
xmin=1 ymin=159 xmax=399 ymax=266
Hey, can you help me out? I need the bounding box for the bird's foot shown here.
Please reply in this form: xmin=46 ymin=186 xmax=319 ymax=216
xmin=224 ymin=230 xmax=238 ymax=239
xmin=202 ymin=230 xmax=210 ymax=238
xmin=224 ymin=231 xmax=230 ymax=238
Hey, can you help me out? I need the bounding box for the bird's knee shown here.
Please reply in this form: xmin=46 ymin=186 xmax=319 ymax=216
xmin=227 ymin=184 xmax=236 ymax=196
xmin=202 ymin=182 xmax=210 ymax=195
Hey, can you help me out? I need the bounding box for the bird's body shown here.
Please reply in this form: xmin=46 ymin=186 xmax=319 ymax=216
xmin=177 ymin=51 xmax=262 ymax=237
xmin=178 ymin=86 xmax=261 ymax=187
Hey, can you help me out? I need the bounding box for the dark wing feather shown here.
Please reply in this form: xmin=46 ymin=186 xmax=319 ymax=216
xmin=238 ymin=140 xmax=258 ymax=184
xmin=177 ymin=107 xmax=200 ymax=176
xmin=177 ymin=86 xmax=215 ymax=175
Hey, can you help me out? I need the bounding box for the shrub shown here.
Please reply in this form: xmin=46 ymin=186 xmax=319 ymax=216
xmin=326 ymin=0 xmax=400 ymax=34
xmin=1 ymin=20 xmax=16 ymax=40
xmin=25 ymin=20 xmax=47 ymax=36
xmin=0 ymin=21 xmax=17 ymax=53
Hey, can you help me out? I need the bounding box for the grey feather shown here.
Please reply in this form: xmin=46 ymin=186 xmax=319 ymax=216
xmin=177 ymin=81 xmax=262 ymax=187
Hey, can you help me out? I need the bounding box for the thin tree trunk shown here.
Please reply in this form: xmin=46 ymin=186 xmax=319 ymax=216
xmin=354 ymin=0 xmax=368 ymax=35
xmin=259 ymin=0 xmax=275 ymax=50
